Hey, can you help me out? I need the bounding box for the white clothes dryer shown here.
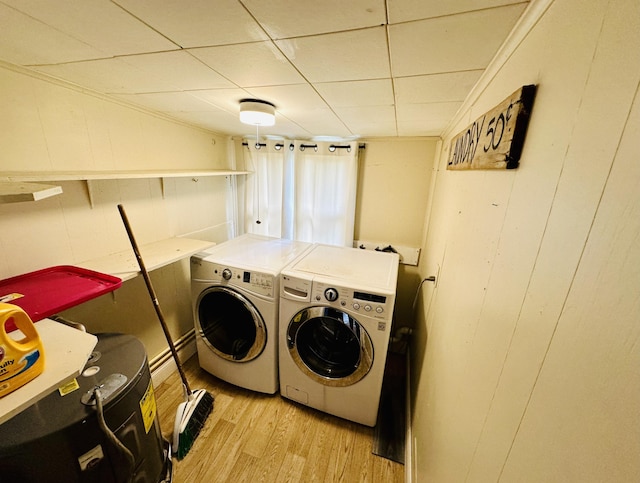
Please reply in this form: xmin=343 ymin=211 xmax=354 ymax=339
xmin=191 ymin=234 xmax=311 ymax=394
xmin=278 ymin=244 xmax=400 ymax=426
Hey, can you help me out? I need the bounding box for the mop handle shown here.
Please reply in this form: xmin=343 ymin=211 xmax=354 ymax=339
xmin=117 ymin=204 xmax=192 ymax=397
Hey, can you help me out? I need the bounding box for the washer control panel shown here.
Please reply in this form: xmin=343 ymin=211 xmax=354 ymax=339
xmin=209 ymin=263 xmax=274 ymax=297
xmin=311 ymin=281 xmax=392 ymax=321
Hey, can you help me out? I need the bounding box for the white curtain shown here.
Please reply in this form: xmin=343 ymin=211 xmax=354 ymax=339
xmin=240 ymin=140 xmax=359 ymax=246
xmin=242 ymin=140 xmax=285 ymax=237
xmin=289 ymin=141 xmax=359 ymax=246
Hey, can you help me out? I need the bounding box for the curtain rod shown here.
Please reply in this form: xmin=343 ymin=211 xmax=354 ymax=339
xmin=242 ymin=142 xmax=366 ymax=151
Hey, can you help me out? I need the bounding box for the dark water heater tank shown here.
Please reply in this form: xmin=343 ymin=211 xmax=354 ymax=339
xmin=0 ymin=332 xmax=168 ymax=482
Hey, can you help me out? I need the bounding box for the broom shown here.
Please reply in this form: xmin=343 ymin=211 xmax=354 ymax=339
xmin=118 ymin=204 xmax=213 ymax=460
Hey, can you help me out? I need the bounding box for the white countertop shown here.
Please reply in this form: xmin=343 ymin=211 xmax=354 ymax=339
xmin=0 ymin=319 xmax=97 ymax=425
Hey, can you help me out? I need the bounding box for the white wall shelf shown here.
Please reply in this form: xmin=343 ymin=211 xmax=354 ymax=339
xmin=0 ymin=169 xmax=250 ymax=183
xmin=0 ymin=169 xmax=250 ymax=206
xmin=0 ymin=181 xmax=63 ymax=204
xmin=76 ymin=237 xmax=215 ymax=282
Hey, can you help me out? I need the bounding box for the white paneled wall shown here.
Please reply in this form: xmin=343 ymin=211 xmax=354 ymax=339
xmin=0 ymin=177 xmax=234 ymax=359
xmin=502 ymin=82 xmax=640 ymax=481
xmin=412 ymin=0 xmax=640 ymax=481
xmin=0 ymin=64 xmax=226 ymax=173
xmin=0 ymin=177 xmax=232 ymax=275
xmin=0 ymin=63 xmax=235 ymax=361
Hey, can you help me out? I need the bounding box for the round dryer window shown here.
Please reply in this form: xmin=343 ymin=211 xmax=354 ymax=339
xmin=196 ymin=287 xmax=266 ymax=362
xmin=287 ymin=307 xmax=374 ymax=387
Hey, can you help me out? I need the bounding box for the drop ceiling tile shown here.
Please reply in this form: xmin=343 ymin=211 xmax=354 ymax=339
xmin=189 ymin=42 xmax=305 ymax=88
xmin=397 ymin=120 xmax=444 ymax=137
xmin=245 ymin=84 xmax=328 ymax=112
xmin=2 ymin=0 xmax=177 ymax=57
xmin=0 ymin=0 xmax=529 ymax=138
xmin=32 ymin=58 xmax=178 ymax=94
xmin=180 ymin=111 xmax=311 ymax=139
xmin=314 ymin=79 xmax=394 ymax=107
xmin=396 ymin=102 xmax=461 ymax=135
xmin=256 ymin=118 xmax=312 ymax=140
xmin=335 ymin=106 xmax=398 ymax=137
xmin=334 ymin=105 xmax=396 ymax=125
xmin=116 ymin=0 xmax=269 ymax=48
xmin=173 ymin=93 xmax=316 ymax=139
xmin=113 ymin=92 xmax=221 ymax=113
xmin=282 ymin=108 xmax=353 ymax=138
xmin=394 ymin=70 xmax=483 ymax=103
xmin=352 ymin=121 xmax=399 ymax=137
xmin=396 ymin=101 xmax=461 ymax=121
xmin=189 ymin=88 xmax=256 ymax=114
xmin=275 ymin=26 xmax=390 ymax=82
xmin=389 ymin=4 xmax=527 ymax=76
xmin=243 ymin=0 xmax=386 ymax=39
xmin=122 ymin=51 xmax=235 ymax=90
xmin=388 ymin=0 xmax=528 ymax=23
xmin=0 ymin=4 xmax=105 ymax=65
xmin=34 ymin=51 xmax=235 ymax=95
xmin=169 ymin=109 xmax=244 ymax=134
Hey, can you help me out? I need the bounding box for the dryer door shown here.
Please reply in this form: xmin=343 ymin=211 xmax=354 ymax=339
xmin=287 ymin=306 xmax=374 ymax=387
xmin=196 ymin=287 xmax=266 ymax=362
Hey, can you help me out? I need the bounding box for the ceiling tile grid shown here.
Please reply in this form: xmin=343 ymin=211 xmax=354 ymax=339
xmin=0 ymin=0 xmax=531 ymax=139
xmin=188 ymin=42 xmax=306 ymax=87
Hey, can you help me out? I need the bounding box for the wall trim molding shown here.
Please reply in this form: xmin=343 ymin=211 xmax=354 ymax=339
xmin=150 ymin=329 xmax=198 ymax=388
xmin=441 ymin=0 xmax=554 ymax=140
xmin=405 ymin=348 xmax=413 ymax=483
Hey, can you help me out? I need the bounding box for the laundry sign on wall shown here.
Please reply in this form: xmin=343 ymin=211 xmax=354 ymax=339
xmin=447 ymin=84 xmax=537 ymax=170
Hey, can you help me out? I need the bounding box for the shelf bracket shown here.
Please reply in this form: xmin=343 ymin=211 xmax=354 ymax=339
xmin=85 ymin=180 xmax=95 ymax=209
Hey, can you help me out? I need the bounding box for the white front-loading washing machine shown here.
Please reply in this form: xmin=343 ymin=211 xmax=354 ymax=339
xmin=278 ymin=244 xmax=400 ymax=426
xmin=191 ymin=234 xmax=311 ymax=394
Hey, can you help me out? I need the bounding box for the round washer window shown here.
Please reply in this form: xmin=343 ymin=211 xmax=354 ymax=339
xmin=197 ymin=287 xmax=266 ymax=362
xmin=287 ymin=307 xmax=373 ymax=387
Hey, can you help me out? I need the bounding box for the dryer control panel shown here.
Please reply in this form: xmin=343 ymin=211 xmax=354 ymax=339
xmin=310 ymin=281 xmax=393 ymax=322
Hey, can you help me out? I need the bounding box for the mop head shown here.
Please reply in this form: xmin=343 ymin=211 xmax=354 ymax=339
xmin=172 ymin=388 xmax=214 ymax=460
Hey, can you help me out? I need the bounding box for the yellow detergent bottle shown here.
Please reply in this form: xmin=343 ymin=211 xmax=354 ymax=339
xmin=0 ymin=303 xmax=45 ymax=398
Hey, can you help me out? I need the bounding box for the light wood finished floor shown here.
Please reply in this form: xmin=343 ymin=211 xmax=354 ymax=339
xmin=155 ymin=356 xmax=404 ymax=483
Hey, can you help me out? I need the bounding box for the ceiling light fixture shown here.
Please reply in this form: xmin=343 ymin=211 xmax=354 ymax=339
xmin=239 ymin=99 xmax=276 ymax=126
xmin=239 ymin=99 xmax=276 ymax=151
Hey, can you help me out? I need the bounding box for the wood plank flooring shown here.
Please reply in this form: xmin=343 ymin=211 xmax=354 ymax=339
xmin=155 ymin=356 xmax=404 ymax=483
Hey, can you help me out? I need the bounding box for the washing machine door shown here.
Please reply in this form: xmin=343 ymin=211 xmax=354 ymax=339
xmin=287 ymin=306 xmax=374 ymax=387
xmin=196 ymin=286 xmax=266 ymax=362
